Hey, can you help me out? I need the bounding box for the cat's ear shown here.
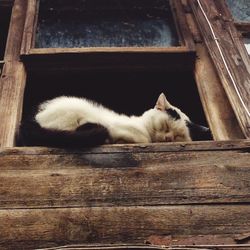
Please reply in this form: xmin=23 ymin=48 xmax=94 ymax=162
xmin=155 ymin=93 xmax=171 ymax=111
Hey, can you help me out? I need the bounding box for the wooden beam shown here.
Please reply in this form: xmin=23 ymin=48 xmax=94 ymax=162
xmin=195 ymin=43 xmax=244 ymax=140
xmin=1 ymin=140 xmax=250 ymax=208
xmin=21 ymin=48 xmax=196 ymax=72
xmin=182 ymin=0 xmax=245 ymax=140
xmin=190 ymin=0 xmax=250 ymax=138
xmin=0 ymin=205 xmax=249 ymax=249
xmin=0 ymin=0 xmax=27 ymax=147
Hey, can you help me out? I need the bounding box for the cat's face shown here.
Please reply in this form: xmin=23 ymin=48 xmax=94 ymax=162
xmin=149 ymin=93 xmax=211 ymax=142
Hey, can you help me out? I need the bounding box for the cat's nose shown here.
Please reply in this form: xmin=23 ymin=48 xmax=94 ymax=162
xmin=165 ymin=136 xmax=173 ymax=142
xmin=165 ymin=131 xmax=174 ymax=142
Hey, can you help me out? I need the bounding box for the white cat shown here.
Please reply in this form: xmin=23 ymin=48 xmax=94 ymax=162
xmin=19 ymin=93 xmax=211 ymax=147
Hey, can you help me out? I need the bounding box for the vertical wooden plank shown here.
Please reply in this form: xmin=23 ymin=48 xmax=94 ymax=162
xmin=21 ymin=0 xmax=38 ymax=54
xmin=195 ymin=43 xmax=244 ymax=140
xmin=190 ymin=0 xmax=250 ymax=138
xmin=182 ymin=0 xmax=244 ymax=139
xmin=0 ymin=0 xmax=27 ymax=147
xmin=170 ymin=0 xmax=195 ymax=50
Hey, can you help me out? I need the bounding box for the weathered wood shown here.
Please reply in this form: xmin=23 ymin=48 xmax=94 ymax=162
xmin=20 ymin=0 xmax=38 ymax=54
xmin=190 ymin=0 xmax=250 ymax=138
xmin=170 ymin=0 xmax=195 ymax=50
xmin=36 ymin=244 xmax=250 ymax=250
xmin=0 ymin=205 xmax=249 ymax=249
xmin=0 ymin=141 xmax=250 ymax=208
xmin=235 ymin=22 xmax=250 ymax=35
xmin=2 ymin=140 xmax=249 ymax=155
xmin=28 ymin=47 xmax=192 ymax=54
xmin=0 ymin=0 xmax=27 ymax=147
xmin=21 ymin=47 xmax=196 ymax=72
xmin=195 ymin=44 xmax=244 ymax=140
xmin=183 ymin=3 xmax=245 ymax=140
xmin=20 ymin=0 xmax=196 ymax=72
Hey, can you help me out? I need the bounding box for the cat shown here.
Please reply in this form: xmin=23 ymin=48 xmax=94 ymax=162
xmin=18 ymin=93 xmax=211 ymax=147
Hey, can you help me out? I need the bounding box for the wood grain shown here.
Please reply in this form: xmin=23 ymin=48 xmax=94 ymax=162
xmin=190 ymin=0 xmax=250 ymax=138
xmin=195 ymin=44 xmax=244 ymax=140
xmin=0 ymin=205 xmax=249 ymax=249
xmin=20 ymin=0 xmax=38 ymax=54
xmin=0 ymin=141 xmax=250 ymax=208
xmin=21 ymin=48 xmax=196 ymax=72
xmin=184 ymin=2 xmax=245 ymax=140
xmin=0 ymin=0 xmax=27 ymax=147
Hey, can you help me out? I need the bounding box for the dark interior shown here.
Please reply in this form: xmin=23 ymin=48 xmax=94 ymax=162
xmin=0 ymin=6 xmax=12 ymax=60
xmin=22 ymin=70 xmax=209 ymax=128
xmin=35 ymin=0 xmax=179 ymax=48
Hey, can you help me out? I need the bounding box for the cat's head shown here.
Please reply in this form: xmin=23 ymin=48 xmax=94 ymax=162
xmin=146 ymin=93 xmax=212 ymax=142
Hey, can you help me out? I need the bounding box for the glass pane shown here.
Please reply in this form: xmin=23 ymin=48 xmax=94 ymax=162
xmin=226 ymin=0 xmax=250 ymax=22
xmin=35 ymin=0 xmax=179 ymax=48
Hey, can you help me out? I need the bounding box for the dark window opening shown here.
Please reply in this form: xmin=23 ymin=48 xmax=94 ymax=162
xmin=21 ymin=70 xmax=210 ymax=145
xmin=0 ymin=5 xmax=12 ymax=60
xmin=35 ymin=0 xmax=179 ymax=48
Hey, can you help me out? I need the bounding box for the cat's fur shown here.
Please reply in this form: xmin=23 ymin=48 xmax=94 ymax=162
xmin=18 ymin=93 xmax=211 ymax=147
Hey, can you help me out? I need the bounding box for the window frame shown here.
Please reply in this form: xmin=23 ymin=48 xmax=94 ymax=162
xmin=0 ymin=0 xmax=249 ymax=147
xmin=20 ymin=0 xmax=196 ymax=71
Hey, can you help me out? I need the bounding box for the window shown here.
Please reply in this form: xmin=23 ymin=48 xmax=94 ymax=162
xmin=36 ymin=0 xmax=179 ymax=48
xmin=226 ymin=0 xmax=250 ymax=55
xmin=21 ymin=0 xmax=195 ymax=72
xmin=20 ymin=0 xmax=211 ymax=146
xmin=0 ymin=2 xmax=12 ymax=75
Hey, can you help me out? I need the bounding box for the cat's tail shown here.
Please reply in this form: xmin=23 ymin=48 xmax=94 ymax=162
xmin=17 ymin=120 xmax=110 ymax=148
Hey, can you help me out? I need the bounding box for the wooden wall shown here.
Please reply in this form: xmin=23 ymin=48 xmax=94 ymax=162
xmin=0 ymin=141 xmax=250 ymax=249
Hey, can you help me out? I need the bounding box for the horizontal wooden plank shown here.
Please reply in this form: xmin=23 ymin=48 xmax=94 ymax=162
xmin=28 ymin=47 xmax=192 ymax=54
xmin=1 ymin=140 xmax=250 ymax=155
xmin=0 ymin=162 xmax=250 ymax=208
xmin=0 ymin=142 xmax=250 ymax=208
xmin=0 ymin=205 xmax=249 ymax=249
xmin=36 ymin=243 xmax=250 ymax=250
xmin=21 ymin=47 xmax=196 ymax=72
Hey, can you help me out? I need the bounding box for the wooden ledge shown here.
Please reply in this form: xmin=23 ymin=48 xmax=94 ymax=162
xmin=1 ymin=139 xmax=250 ymax=155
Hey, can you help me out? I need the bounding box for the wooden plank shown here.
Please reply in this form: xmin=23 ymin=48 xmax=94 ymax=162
xmin=20 ymin=0 xmax=38 ymax=54
xmin=190 ymin=0 xmax=250 ymax=138
xmin=235 ymin=22 xmax=250 ymax=34
xmin=21 ymin=48 xmax=196 ymax=72
xmin=4 ymin=0 xmax=27 ymax=61
xmin=36 ymin=243 xmax=250 ymax=250
xmin=183 ymin=2 xmax=245 ymax=140
xmin=28 ymin=47 xmax=192 ymax=54
xmin=170 ymin=0 xmax=195 ymax=50
xmin=195 ymin=44 xmax=244 ymax=140
xmin=0 ymin=0 xmax=27 ymax=147
xmin=0 ymin=205 xmax=249 ymax=249
xmin=2 ymin=140 xmax=250 ymax=154
xmin=0 ymin=62 xmax=26 ymax=147
xmin=0 ymin=143 xmax=250 ymax=208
